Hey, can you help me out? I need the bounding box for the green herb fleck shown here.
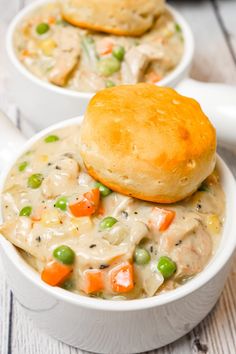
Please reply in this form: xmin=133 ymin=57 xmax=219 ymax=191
xmin=44 ymin=135 xmax=59 ymax=143
xmin=18 ymin=161 xmax=28 ymax=172
xmin=175 ymin=23 xmax=182 ymax=33
xmin=198 ymin=183 xmax=210 ymax=192
xmin=61 ymin=278 xmax=74 ymax=290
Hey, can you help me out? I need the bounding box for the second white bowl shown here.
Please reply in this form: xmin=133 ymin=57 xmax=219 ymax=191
xmin=5 ymin=0 xmax=194 ymax=130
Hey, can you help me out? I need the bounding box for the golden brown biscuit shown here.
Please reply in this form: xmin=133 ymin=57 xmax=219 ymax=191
xmin=61 ymin=0 xmax=165 ymax=36
xmin=80 ymin=84 xmax=216 ymax=203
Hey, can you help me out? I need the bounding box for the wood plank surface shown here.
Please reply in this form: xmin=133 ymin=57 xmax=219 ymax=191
xmin=215 ymin=0 xmax=236 ymax=60
xmin=0 ymin=1 xmax=236 ymax=353
xmin=170 ymin=0 xmax=236 ymax=83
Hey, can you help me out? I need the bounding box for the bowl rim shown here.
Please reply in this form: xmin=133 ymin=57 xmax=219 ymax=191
xmin=1 ymin=116 xmax=236 ymax=312
xmin=6 ymin=0 xmax=194 ymax=97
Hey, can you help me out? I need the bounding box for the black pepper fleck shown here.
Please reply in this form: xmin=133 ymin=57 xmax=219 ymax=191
xmin=89 ymin=244 xmax=97 ymax=248
xmin=175 ymin=240 xmax=182 ymax=246
xmin=134 ymin=211 xmax=138 ymax=215
xmin=121 ymin=211 xmax=128 ymax=218
xmin=64 ymin=153 xmax=73 ymax=158
xmin=55 ymin=165 xmax=61 ymax=170
xmin=99 ymin=264 xmax=109 ymax=269
xmin=150 ymin=246 xmax=153 ymax=253
xmin=36 ymin=236 xmax=41 ymax=242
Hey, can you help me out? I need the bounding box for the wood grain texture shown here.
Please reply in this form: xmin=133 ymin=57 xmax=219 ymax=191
xmin=0 ymin=1 xmax=236 ymax=354
xmin=215 ymin=0 xmax=236 ymax=61
xmin=169 ymin=0 xmax=236 ymax=83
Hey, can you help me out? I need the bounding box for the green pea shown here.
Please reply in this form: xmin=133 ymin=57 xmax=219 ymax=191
xmin=27 ymin=173 xmax=43 ymax=189
xmin=44 ymin=135 xmax=59 ymax=143
xmin=19 ymin=206 xmax=32 ymax=217
xmin=97 ymin=57 xmax=121 ymax=77
xmin=36 ymin=22 xmax=50 ymax=35
xmin=55 ymin=197 xmax=67 ymax=211
xmin=157 ymin=256 xmax=177 ymax=279
xmin=99 ymin=216 xmax=117 ymax=230
xmin=134 ymin=248 xmax=150 ymax=265
xmin=53 ymin=245 xmax=75 ymax=265
xmin=18 ymin=161 xmax=28 ymax=172
xmin=95 ymin=182 xmax=112 ymax=197
xmin=24 ymin=150 xmax=32 ymax=156
xmin=112 ymin=46 xmax=125 ymax=61
xmin=105 ymin=80 xmax=116 ymax=88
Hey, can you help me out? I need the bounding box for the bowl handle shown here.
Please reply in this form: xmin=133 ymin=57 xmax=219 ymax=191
xmin=176 ymin=78 xmax=236 ymax=151
xmin=0 ymin=111 xmax=26 ymax=170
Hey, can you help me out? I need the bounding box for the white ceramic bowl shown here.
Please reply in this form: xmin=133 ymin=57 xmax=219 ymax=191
xmin=0 ymin=113 xmax=236 ymax=354
xmin=6 ymin=0 xmax=194 ymax=129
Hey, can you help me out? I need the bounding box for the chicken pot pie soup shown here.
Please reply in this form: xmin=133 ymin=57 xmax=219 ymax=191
xmin=0 ymin=125 xmax=225 ymax=300
xmin=13 ymin=1 xmax=184 ymax=92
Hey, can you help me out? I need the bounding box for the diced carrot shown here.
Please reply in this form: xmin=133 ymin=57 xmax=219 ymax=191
xmin=110 ymin=262 xmax=134 ymax=293
xmin=146 ymin=71 xmax=162 ymax=83
xmin=149 ymin=207 xmax=176 ymax=232
xmin=21 ymin=49 xmax=30 ymax=57
xmin=41 ymin=260 xmax=72 ymax=286
xmin=84 ymin=188 xmax=100 ymax=208
xmin=96 ymin=38 xmax=114 ymax=55
xmin=82 ymin=269 xmax=104 ymax=294
xmin=69 ymin=188 xmax=100 ymax=217
xmin=48 ymin=16 xmax=56 ymax=25
xmin=69 ymin=199 xmax=96 ymax=217
xmin=31 ymin=215 xmax=41 ymax=222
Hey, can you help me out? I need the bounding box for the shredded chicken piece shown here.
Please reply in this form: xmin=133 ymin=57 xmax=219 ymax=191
xmin=49 ymin=27 xmax=81 ymax=86
xmin=138 ymin=262 xmax=164 ymax=296
xmin=170 ymin=225 xmax=212 ymax=277
xmin=42 ymin=157 xmax=79 ymax=198
xmin=122 ymin=44 xmax=163 ymax=84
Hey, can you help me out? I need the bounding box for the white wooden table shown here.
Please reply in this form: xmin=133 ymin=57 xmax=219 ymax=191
xmin=1 ymin=1 xmax=236 ymax=353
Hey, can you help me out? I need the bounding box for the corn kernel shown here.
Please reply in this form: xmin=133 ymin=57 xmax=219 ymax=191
xmin=206 ymin=214 xmax=220 ymax=234
xmin=39 ymin=154 xmax=49 ymax=163
xmin=40 ymin=38 xmax=57 ymax=56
